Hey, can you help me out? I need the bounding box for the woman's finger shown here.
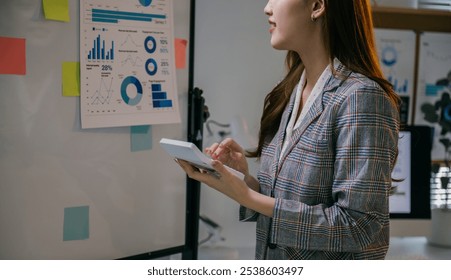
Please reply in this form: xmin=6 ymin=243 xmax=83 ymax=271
xmin=204 ymin=142 xmax=220 ymax=156
xmin=213 ymin=138 xmax=244 ymax=159
xmin=220 ymin=138 xmax=245 ymax=153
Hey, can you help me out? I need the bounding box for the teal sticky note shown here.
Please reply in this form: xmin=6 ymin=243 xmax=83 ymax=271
xmin=131 ymin=125 xmax=152 ymax=152
xmin=63 ymin=206 xmax=89 ymax=241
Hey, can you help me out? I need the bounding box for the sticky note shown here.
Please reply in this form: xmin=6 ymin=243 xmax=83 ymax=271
xmin=0 ymin=37 xmax=26 ymax=75
xmin=62 ymin=62 xmax=80 ymax=96
xmin=131 ymin=125 xmax=152 ymax=152
xmin=63 ymin=206 xmax=89 ymax=241
xmin=42 ymin=0 xmax=70 ymax=22
xmin=175 ymin=38 xmax=188 ymax=69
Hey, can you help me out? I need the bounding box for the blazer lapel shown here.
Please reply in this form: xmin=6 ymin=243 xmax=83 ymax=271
xmin=277 ymin=63 xmax=351 ymax=166
xmin=270 ymin=85 xmax=298 ymax=181
xmin=277 ymin=89 xmax=325 ymax=166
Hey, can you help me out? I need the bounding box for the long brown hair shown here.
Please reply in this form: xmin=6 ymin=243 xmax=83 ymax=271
xmin=247 ymin=0 xmax=401 ymax=158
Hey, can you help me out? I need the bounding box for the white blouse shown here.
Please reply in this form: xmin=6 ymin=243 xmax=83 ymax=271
xmin=280 ymin=63 xmax=333 ymax=160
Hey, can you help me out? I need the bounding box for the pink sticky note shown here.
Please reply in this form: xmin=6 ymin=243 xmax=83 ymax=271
xmin=0 ymin=37 xmax=26 ymax=75
xmin=175 ymin=38 xmax=188 ymax=69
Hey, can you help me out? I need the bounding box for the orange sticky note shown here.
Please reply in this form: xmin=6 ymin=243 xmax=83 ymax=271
xmin=0 ymin=37 xmax=26 ymax=75
xmin=175 ymin=38 xmax=188 ymax=69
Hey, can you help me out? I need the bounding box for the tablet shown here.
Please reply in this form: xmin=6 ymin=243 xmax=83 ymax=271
xmin=159 ymin=138 xmax=244 ymax=180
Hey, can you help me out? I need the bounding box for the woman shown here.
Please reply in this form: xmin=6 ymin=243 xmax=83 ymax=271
xmin=177 ymin=0 xmax=400 ymax=259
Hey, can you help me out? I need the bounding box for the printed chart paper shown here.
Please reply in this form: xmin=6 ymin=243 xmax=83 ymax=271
xmin=80 ymin=0 xmax=180 ymax=128
xmin=374 ymin=29 xmax=416 ymax=125
xmin=414 ymin=32 xmax=451 ymax=160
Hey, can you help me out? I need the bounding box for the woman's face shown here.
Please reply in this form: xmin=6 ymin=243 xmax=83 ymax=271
xmin=264 ymin=0 xmax=314 ymax=52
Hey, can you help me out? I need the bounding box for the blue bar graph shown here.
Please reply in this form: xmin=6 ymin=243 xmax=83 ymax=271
xmin=388 ymin=76 xmax=409 ymax=94
xmin=91 ymin=8 xmax=166 ymax=24
xmin=426 ymin=84 xmax=446 ymax=96
xmin=88 ymin=34 xmax=114 ymax=61
xmin=151 ymin=84 xmax=161 ymax=91
xmin=151 ymin=83 xmax=172 ymax=108
xmin=152 ymin=92 xmax=167 ymax=100
xmin=153 ymin=100 xmax=173 ymax=108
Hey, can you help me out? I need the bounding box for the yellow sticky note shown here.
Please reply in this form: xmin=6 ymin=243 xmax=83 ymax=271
xmin=42 ymin=0 xmax=70 ymax=22
xmin=62 ymin=62 xmax=80 ymax=97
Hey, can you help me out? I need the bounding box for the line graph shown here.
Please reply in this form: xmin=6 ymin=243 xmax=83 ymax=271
xmin=121 ymin=55 xmax=143 ymax=67
xmin=90 ymin=77 xmax=114 ymax=105
xmin=120 ymin=34 xmax=141 ymax=48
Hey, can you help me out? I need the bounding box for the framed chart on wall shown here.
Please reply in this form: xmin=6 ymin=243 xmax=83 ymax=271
xmin=374 ymin=28 xmax=416 ymax=125
xmin=414 ymin=32 xmax=451 ymax=161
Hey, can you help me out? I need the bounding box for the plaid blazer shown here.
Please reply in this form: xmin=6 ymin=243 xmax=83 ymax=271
xmin=240 ymin=63 xmax=399 ymax=260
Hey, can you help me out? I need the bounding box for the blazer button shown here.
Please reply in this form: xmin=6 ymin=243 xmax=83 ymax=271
xmin=268 ymin=243 xmax=277 ymax=249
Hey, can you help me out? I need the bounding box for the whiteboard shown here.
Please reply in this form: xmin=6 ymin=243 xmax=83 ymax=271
xmin=0 ymin=0 xmax=190 ymax=259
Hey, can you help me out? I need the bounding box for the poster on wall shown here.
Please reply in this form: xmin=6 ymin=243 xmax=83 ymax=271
xmin=414 ymin=32 xmax=451 ymax=161
xmin=374 ymin=28 xmax=416 ymax=125
xmin=80 ymin=0 xmax=180 ymax=129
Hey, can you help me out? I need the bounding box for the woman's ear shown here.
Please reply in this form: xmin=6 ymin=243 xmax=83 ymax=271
xmin=311 ymin=0 xmax=326 ymax=20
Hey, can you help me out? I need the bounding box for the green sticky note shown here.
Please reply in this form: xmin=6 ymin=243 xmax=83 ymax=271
xmin=63 ymin=206 xmax=89 ymax=241
xmin=42 ymin=0 xmax=70 ymax=22
xmin=62 ymin=62 xmax=80 ymax=96
xmin=131 ymin=125 xmax=152 ymax=152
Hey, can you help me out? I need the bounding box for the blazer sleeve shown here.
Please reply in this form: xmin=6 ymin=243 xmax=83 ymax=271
xmin=270 ymin=81 xmax=400 ymax=252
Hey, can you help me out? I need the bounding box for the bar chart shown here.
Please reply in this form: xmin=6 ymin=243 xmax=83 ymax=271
xmin=388 ymin=77 xmax=409 ymax=94
xmin=151 ymin=83 xmax=173 ymax=108
xmin=87 ymin=34 xmax=114 ymax=61
xmin=91 ymin=8 xmax=165 ymax=24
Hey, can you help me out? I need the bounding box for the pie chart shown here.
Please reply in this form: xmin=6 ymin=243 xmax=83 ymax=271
xmin=121 ymin=76 xmax=143 ymax=106
xmin=139 ymin=0 xmax=152 ymax=7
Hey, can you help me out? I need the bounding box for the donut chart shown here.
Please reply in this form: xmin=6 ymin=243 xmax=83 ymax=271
xmin=145 ymin=58 xmax=158 ymax=76
xmin=144 ymin=36 xmax=157 ymax=54
xmin=121 ymin=76 xmax=143 ymax=106
xmin=139 ymin=0 xmax=152 ymax=7
xmin=381 ymin=45 xmax=397 ymax=67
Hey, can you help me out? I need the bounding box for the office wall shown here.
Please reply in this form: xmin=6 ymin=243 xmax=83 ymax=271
xmin=0 ymin=0 xmax=191 ymax=259
xmin=194 ymin=0 xmax=285 ymax=250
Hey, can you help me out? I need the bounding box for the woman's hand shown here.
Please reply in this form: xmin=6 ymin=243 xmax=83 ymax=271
xmin=176 ymin=158 xmax=251 ymax=205
xmin=175 ymin=138 xmax=273 ymax=216
xmin=204 ymin=138 xmax=250 ymax=178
